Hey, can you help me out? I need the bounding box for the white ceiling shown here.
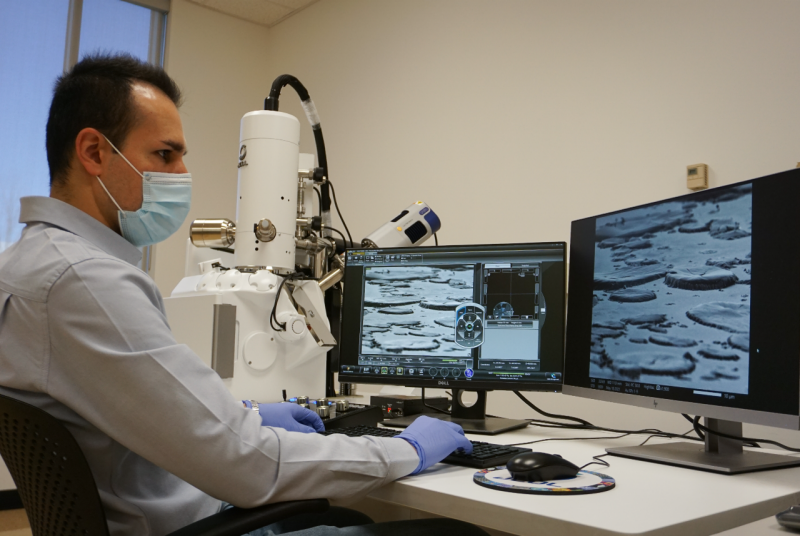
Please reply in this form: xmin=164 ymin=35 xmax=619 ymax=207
xmin=186 ymin=0 xmax=320 ymax=28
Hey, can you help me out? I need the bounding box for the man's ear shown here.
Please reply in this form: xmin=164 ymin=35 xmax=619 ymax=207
xmin=74 ymin=128 xmax=110 ymax=177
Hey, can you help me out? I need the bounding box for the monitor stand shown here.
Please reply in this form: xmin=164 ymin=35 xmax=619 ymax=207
xmin=380 ymin=389 xmax=529 ymax=435
xmin=607 ymin=418 xmax=800 ymax=474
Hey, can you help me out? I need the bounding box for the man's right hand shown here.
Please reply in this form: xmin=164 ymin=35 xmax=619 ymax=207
xmin=396 ymin=415 xmax=473 ymax=474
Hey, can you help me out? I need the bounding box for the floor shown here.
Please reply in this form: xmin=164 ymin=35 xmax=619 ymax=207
xmin=0 ymin=510 xmax=31 ymax=536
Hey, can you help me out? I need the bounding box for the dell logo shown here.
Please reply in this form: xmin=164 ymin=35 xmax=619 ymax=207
xmin=438 ymin=380 xmax=449 ymax=386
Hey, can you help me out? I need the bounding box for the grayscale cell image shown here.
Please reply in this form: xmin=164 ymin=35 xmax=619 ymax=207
xmin=590 ymin=184 xmax=752 ymax=394
xmin=360 ymin=265 xmax=474 ymax=356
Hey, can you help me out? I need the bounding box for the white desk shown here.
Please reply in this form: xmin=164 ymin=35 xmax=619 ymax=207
xmin=363 ymin=425 xmax=800 ymax=536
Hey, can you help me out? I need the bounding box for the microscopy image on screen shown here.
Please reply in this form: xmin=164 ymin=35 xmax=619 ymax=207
xmin=484 ymin=268 xmax=539 ymax=319
xmin=360 ymin=264 xmax=474 ymax=357
xmin=590 ymin=184 xmax=752 ymax=394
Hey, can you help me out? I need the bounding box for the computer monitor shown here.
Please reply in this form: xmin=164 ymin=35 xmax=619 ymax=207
xmin=564 ymin=167 xmax=800 ymax=473
xmin=338 ymin=242 xmax=566 ymax=434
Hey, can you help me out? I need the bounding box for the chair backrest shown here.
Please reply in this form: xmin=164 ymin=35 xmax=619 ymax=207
xmin=0 ymin=393 xmax=110 ymax=536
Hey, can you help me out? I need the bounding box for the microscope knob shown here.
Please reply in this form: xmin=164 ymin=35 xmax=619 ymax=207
xmin=335 ymin=400 xmax=350 ymax=412
xmin=316 ymin=405 xmax=330 ymax=419
xmin=296 ymin=396 xmax=309 ymax=405
xmin=255 ymin=218 xmax=277 ymax=242
xmin=315 ymin=398 xmax=329 ymax=407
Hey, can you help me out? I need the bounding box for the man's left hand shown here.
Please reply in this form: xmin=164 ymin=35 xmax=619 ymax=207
xmin=249 ymin=402 xmax=325 ymax=433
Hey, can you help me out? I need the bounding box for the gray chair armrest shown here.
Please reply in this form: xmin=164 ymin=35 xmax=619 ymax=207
xmin=166 ymin=499 xmax=329 ymax=536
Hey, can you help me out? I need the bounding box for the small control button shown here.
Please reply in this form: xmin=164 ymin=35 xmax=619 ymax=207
xmin=464 ymin=368 xmax=474 ymax=378
xmin=429 ymin=367 xmax=438 ymax=376
xmin=452 ymin=368 xmax=461 ymax=377
xmin=440 ymin=368 xmax=450 ymax=377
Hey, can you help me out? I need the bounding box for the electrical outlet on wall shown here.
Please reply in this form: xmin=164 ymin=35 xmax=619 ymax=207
xmin=687 ymin=164 xmax=708 ymax=191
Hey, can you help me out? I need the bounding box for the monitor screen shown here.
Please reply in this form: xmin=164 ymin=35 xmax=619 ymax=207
xmin=338 ymin=242 xmax=566 ymax=391
xmin=564 ymin=168 xmax=800 ymax=429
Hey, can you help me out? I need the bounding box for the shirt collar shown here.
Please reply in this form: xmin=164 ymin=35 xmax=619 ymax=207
xmin=19 ymin=196 xmax=143 ymax=266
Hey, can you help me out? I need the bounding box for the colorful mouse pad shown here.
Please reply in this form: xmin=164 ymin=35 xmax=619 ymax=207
xmin=473 ymin=468 xmax=615 ymax=495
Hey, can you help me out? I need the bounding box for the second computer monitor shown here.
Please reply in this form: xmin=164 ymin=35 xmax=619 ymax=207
xmin=338 ymin=242 xmax=566 ymax=393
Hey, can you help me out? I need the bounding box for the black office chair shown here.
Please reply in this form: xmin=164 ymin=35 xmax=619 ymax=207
xmin=0 ymin=393 xmax=328 ymax=536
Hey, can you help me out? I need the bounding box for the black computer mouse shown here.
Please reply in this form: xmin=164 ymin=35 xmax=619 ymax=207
xmin=506 ymin=452 xmax=581 ymax=482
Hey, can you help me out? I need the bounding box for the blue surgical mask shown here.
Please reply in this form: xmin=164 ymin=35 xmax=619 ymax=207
xmin=96 ymin=135 xmax=192 ymax=247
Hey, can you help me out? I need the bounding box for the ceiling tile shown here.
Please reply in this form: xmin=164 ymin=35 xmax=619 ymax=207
xmin=188 ymin=0 xmax=295 ymax=27
xmin=268 ymin=0 xmax=319 ymax=10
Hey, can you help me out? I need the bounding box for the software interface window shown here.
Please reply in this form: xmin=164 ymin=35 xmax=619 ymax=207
xmin=342 ymin=245 xmax=563 ymax=384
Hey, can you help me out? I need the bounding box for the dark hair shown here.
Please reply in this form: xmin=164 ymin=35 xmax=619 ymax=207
xmin=46 ymin=53 xmax=182 ymax=186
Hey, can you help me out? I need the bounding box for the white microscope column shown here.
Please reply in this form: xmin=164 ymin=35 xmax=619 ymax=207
xmin=236 ymin=110 xmax=300 ymax=271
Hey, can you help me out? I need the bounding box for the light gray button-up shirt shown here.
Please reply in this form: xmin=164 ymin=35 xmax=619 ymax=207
xmin=0 ymin=196 xmax=418 ymax=536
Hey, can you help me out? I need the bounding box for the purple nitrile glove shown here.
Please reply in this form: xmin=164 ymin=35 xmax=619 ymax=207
xmin=243 ymin=401 xmax=325 ymax=433
xmin=396 ymin=415 xmax=473 ymax=474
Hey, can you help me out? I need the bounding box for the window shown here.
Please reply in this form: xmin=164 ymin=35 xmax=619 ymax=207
xmin=0 ymin=0 xmax=168 ymax=255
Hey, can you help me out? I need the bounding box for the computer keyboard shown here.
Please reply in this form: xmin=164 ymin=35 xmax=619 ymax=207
xmin=319 ymin=425 xmax=532 ymax=469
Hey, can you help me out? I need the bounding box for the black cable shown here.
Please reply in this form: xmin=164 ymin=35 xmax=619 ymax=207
xmin=270 ymin=273 xmax=302 ymax=332
xmin=434 ymin=233 xmax=439 ymax=246
xmin=209 ymin=261 xmax=230 ymax=271
xmin=520 ymin=412 xmax=710 ymax=447
xmin=263 ymin=74 xmax=331 ymax=213
xmin=313 ymin=187 xmax=322 ymax=207
xmin=530 ymin=418 xmax=704 ymax=441
xmin=324 ymin=226 xmax=348 ymax=251
xmin=508 ymin=432 xmax=632 ymax=448
xmin=514 ymin=392 xmax=705 ymax=444
xmin=682 ymin=414 xmax=705 ymax=440
xmin=326 ymin=181 xmax=353 ymax=246
xmin=421 ymin=388 xmax=451 ymax=415
xmin=579 ymin=453 xmax=611 ymax=472
xmin=689 ymin=416 xmax=785 ymax=450
xmin=515 ymin=392 xmax=594 ymax=427
xmin=683 ymin=414 xmax=758 ymax=448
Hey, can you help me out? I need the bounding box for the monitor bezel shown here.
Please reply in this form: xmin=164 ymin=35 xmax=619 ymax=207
xmin=562 ymin=170 xmax=800 ymax=431
xmin=337 ymin=241 xmax=568 ymax=392
xmin=563 ymin=384 xmax=800 ymax=430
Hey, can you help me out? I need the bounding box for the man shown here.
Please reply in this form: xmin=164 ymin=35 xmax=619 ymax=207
xmin=0 ymin=54 xmax=485 ymax=536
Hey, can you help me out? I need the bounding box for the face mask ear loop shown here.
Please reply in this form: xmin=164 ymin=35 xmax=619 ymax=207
xmin=101 ymin=134 xmax=144 ymax=178
xmin=95 ymin=176 xmax=126 ymax=218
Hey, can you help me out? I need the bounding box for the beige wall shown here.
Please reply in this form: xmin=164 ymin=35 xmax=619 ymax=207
xmin=153 ymin=0 xmax=272 ymax=293
xmin=263 ymin=0 xmax=800 ymax=443
xmin=154 ymin=0 xmax=800 ymax=444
